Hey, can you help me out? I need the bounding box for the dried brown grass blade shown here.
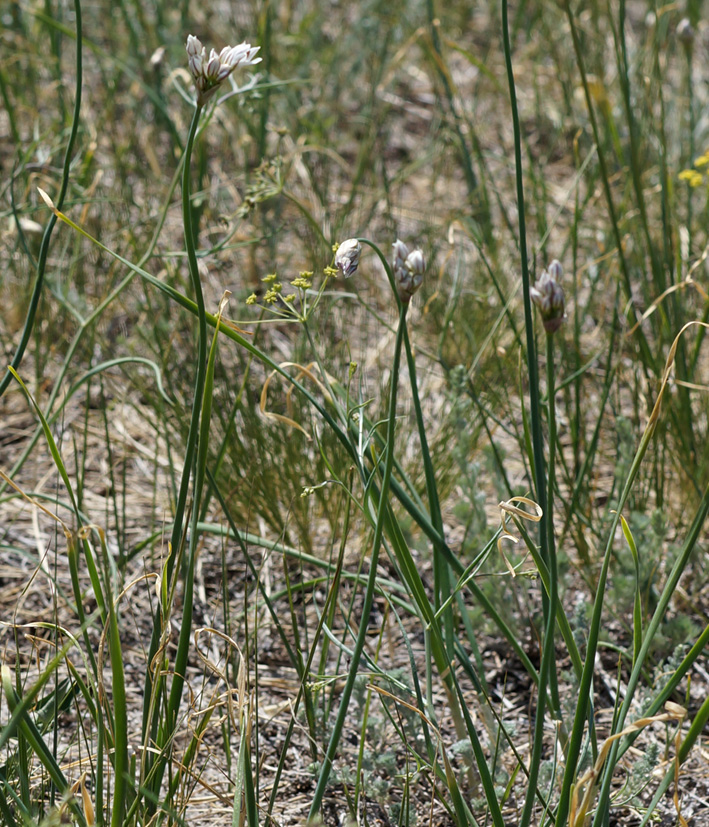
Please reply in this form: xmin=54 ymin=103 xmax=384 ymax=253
xmin=569 ymin=702 xmax=687 ymax=827
xmin=259 ymin=361 xmax=333 ymax=440
xmin=497 ymin=496 xmax=543 ymax=577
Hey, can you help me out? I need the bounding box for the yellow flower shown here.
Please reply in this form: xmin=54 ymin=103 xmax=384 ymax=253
xmin=679 ymin=169 xmax=703 ymax=187
xmin=291 ymin=276 xmax=312 ymax=289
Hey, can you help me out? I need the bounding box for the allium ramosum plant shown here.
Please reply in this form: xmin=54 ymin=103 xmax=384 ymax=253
xmin=140 ymin=33 xmax=261 ymax=812
xmin=5 ymin=5 xmax=709 ymax=827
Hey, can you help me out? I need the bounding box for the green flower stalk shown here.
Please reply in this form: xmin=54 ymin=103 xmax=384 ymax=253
xmin=518 ymin=257 xmax=567 ymax=827
xmin=141 ymin=33 xmax=260 ymax=808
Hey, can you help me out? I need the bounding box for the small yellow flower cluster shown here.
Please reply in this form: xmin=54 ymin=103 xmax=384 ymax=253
xmin=679 ymin=152 xmax=709 ymax=188
xmin=291 ymin=271 xmax=313 ymax=289
xmin=245 ymin=273 xmax=281 ymax=306
xmin=679 ymin=169 xmax=703 ymax=188
xmin=242 ymin=239 xmax=361 ymax=322
xmin=262 ymin=273 xmax=283 ymax=304
xmin=243 ymin=270 xmax=324 ymax=316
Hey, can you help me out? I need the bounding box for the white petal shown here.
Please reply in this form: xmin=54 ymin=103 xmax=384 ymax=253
xmin=186 ymin=34 xmax=202 ymax=57
xmin=189 ymin=54 xmax=203 ymax=78
xmin=205 ymin=54 xmax=221 ymax=80
xmin=405 ymin=249 xmax=425 ymax=275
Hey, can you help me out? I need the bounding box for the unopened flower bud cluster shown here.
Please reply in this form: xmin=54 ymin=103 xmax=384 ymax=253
xmin=243 ymin=236 xmax=426 ymax=321
xmin=676 ymin=18 xmax=694 ymax=50
xmin=333 ymin=236 xmax=427 ymax=303
xmin=186 ymin=34 xmax=261 ymax=105
xmin=530 ymin=259 xmax=566 ymax=334
xmin=334 ymin=238 xmax=362 ymax=278
xmin=392 ymin=239 xmax=425 ymax=303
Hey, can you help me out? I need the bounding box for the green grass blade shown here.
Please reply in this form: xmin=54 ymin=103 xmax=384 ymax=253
xmin=0 ymin=0 xmax=83 ymax=398
xmin=308 ymin=303 xmax=407 ymax=821
xmin=1 ymin=667 xmax=87 ymax=827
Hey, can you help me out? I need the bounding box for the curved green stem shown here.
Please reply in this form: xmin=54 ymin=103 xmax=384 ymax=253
xmin=0 ymin=157 xmax=183 ymax=502
xmin=0 ymin=0 xmax=83 ymax=398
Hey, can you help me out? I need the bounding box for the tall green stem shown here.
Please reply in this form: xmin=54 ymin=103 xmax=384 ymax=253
xmin=501 ymin=6 xmax=560 ymax=814
xmin=518 ymin=333 xmax=561 ymax=827
xmin=141 ymin=102 xmax=206 ymax=782
xmin=500 ymin=0 xmax=549 ymax=560
xmin=545 ymin=332 xmax=561 ymax=714
xmin=171 ymin=102 xmax=208 ymax=569
xmin=307 ymin=303 xmax=408 ymax=822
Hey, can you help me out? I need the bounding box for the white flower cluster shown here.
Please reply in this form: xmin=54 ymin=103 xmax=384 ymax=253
xmin=392 ymin=239 xmax=425 ymax=303
xmin=186 ymin=34 xmax=261 ymax=105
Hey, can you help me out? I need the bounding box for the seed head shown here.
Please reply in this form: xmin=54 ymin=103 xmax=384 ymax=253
xmin=392 ymin=239 xmax=425 ymax=303
xmin=530 ymin=259 xmax=566 ymax=334
xmin=185 ymin=34 xmax=261 ymax=105
xmin=334 ymin=238 xmax=362 ymax=278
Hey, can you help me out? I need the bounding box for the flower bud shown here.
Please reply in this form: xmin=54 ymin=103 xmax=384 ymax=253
xmin=392 ymin=239 xmax=425 ymax=303
xmin=531 ymin=260 xmax=566 ymax=334
xmin=677 ymin=18 xmax=695 ymax=50
xmin=150 ymin=46 xmax=166 ymax=69
xmin=205 ymin=51 xmax=221 ymax=81
xmin=392 ymin=239 xmax=409 ymax=273
xmin=186 ymin=34 xmax=202 ymax=57
xmin=547 ymin=259 xmax=563 ymax=282
xmin=334 ymin=238 xmax=361 ymax=278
